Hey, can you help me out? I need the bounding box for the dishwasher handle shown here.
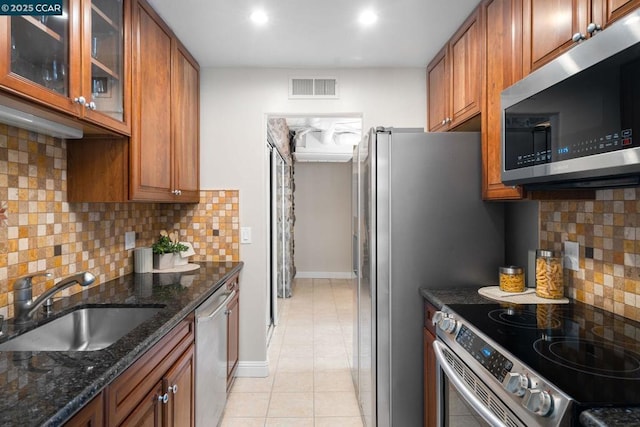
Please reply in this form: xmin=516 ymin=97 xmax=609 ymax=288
xmin=197 ymin=290 xmax=236 ymax=323
xmin=432 ymin=340 xmax=508 ymax=427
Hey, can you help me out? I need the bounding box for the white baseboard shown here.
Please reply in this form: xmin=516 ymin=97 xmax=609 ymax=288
xmin=234 ymin=360 xmax=270 ymax=378
xmin=295 ymin=271 xmax=355 ymax=279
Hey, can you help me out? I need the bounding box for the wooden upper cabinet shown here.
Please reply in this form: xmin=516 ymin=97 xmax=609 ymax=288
xmin=0 ymin=0 xmax=131 ymax=135
xmin=449 ymin=10 xmax=482 ymax=127
xmin=522 ymin=0 xmax=587 ymax=74
xmin=67 ymin=0 xmax=200 ymax=203
xmin=427 ymin=48 xmax=448 ymax=132
xmin=481 ymin=0 xmax=524 ymax=200
xmin=427 ymin=8 xmax=481 ymax=132
xmin=130 ymin=0 xmax=173 ymax=201
xmin=172 ymin=41 xmax=200 ymax=203
xmin=523 ymin=0 xmax=640 ymax=74
xmin=129 ymin=0 xmax=200 ymax=202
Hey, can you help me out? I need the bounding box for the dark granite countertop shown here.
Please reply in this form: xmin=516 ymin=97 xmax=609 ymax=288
xmin=420 ymin=286 xmax=640 ymax=427
xmin=580 ymin=407 xmax=640 ymax=427
xmin=0 ymin=261 xmax=243 ymax=427
xmin=420 ymin=286 xmax=496 ymax=309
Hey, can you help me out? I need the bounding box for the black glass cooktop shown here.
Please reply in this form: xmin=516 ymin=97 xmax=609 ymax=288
xmin=447 ymin=302 xmax=640 ymax=406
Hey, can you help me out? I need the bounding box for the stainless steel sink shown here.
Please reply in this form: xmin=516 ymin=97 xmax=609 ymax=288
xmin=0 ymin=306 xmax=163 ymax=352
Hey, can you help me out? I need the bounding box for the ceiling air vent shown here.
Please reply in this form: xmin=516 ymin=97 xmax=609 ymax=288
xmin=289 ymin=77 xmax=339 ymax=99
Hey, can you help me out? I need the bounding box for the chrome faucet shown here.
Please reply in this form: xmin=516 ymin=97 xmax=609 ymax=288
xmin=13 ymin=272 xmax=96 ymax=324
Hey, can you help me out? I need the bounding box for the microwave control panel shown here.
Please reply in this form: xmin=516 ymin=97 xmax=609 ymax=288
xmin=504 ymin=114 xmax=634 ymax=171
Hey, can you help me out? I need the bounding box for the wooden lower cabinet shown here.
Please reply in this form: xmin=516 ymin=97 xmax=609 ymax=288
xmin=106 ymin=316 xmax=195 ymax=427
xmin=120 ymin=382 xmax=164 ymax=427
xmin=164 ymin=345 xmax=195 ymax=426
xmin=226 ymin=273 xmax=240 ymax=390
xmin=424 ymin=301 xmax=438 ymax=427
xmin=65 ymin=393 xmax=104 ymax=427
xmin=424 ymin=328 xmax=437 ymax=427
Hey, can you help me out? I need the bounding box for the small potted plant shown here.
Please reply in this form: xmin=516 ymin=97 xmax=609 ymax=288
xmin=152 ymin=230 xmax=188 ymax=270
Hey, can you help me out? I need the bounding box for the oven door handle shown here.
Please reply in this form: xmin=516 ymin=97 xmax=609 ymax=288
xmin=433 ymin=340 xmax=508 ymax=427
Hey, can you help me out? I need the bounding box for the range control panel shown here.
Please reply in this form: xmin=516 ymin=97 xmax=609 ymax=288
xmin=456 ymin=325 xmax=513 ymax=382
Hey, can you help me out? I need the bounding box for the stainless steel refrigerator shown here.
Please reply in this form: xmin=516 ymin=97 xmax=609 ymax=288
xmin=352 ymin=128 xmax=505 ymax=427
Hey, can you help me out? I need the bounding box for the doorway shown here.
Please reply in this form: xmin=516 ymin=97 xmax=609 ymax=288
xmin=265 ymin=114 xmax=363 ymax=339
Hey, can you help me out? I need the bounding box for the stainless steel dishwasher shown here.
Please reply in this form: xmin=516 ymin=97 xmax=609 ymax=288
xmin=195 ymin=286 xmax=236 ymax=427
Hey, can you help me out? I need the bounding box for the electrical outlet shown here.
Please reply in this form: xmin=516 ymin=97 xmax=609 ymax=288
xmin=564 ymin=241 xmax=579 ymax=271
xmin=125 ymin=231 xmax=136 ymax=250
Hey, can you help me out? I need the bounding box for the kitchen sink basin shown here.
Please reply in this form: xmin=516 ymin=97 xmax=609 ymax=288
xmin=0 ymin=306 xmax=163 ymax=352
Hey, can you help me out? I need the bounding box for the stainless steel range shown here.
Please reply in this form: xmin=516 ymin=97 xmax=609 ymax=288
xmin=433 ymin=302 xmax=640 ymax=427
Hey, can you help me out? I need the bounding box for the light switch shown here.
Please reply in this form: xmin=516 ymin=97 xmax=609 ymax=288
xmin=241 ymin=227 xmax=252 ymax=244
xmin=563 ymin=241 xmax=579 ymax=271
xmin=125 ymin=231 xmax=136 ymax=250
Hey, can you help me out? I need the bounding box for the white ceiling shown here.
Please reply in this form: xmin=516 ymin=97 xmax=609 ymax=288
xmin=146 ymin=0 xmax=482 ymax=68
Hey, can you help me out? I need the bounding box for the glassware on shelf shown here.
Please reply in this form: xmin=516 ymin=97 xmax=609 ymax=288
xmin=91 ymin=36 xmax=99 ymax=59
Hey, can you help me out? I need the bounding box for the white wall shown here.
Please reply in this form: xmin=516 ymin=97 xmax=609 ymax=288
xmin=294 ymin=162 xmax=352 ymax=278
xmin=200 ymin=68 xmax=426 ymax=376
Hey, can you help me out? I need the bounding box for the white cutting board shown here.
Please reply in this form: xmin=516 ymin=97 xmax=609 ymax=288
xmin=478 ymin=286 xmax=569 ymax=304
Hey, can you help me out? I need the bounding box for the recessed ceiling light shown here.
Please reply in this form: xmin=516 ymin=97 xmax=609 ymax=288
xmin=250 ymin=10 xmax=268 ymax=25
xmin=359 ymin=10 xmax=378 ymax=26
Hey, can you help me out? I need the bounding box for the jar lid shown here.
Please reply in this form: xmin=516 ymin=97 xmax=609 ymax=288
xmin=536 ymin=249 xmax=563 ymax=257
xmin=500 ymin=265 xmax=523 ymax=274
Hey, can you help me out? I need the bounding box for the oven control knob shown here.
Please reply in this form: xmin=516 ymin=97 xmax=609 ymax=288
xmin=439 ymin=316 xmax=457 ymax=334
xmin=523 ymin=388 xmax=553 ymax=416
xmin=502 ymin=372 xmax=529 ymax=397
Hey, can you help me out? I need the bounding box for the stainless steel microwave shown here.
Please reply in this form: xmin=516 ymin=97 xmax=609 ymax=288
xmin=501 ymin=9 xmax=640 ymax=188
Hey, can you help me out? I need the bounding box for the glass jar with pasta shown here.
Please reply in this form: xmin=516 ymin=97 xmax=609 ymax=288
xmin=499 ymin=266 xmax=525 ymax=292
xmin=535 ymin=250 xmax=564 ymax=299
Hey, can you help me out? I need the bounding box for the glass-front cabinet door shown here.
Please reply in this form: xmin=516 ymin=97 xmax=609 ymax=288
xmin=0 ymin=0 xmax=130 ymax=135
xmin=82 ymin=0 xmax=129 ymax=133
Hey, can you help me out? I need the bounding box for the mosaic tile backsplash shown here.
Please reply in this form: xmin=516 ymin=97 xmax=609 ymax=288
xmin=540 ymin=188 xmax=640 ymax=321
xmin=0 ymin=124 xmax=239 ymax=318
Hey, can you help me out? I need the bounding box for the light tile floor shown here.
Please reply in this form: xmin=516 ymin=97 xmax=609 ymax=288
xmin=221 ymin=278 xmax=364 ymax=427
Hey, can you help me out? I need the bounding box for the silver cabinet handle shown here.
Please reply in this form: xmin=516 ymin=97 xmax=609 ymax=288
xmin=73 ymin=96 xmax=86 ymax=106
xmin=169 ymin=384 xmax=178 ymax=394
xmin=87 ymin=101 xmax=97 ymax=110
xmin=158 ymin=393 xmax=169 ymax=404
xmin=587 ymin=22 xmax=601 ymax=35
xmin=172 ymin=189 xmax=182 ymax=196
xmin=572 ymin=32 xmax=586 ymax=42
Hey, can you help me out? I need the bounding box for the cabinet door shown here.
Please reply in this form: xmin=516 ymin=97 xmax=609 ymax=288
xmin=81 ymin=0 xmax=131 ymax=134
xmin=65 ymin=392 xmax=104 ymax=427
xmin=522 ymin=0 xmax=589 ymax=74
xmin=172 ymin=41 xmax=200 ymax=202
xmin=130 ymin=0 xmax=173 ymax=201
xmin=426 ymin=47 xmax=448 ymax=132
xmin=482 ymin=0 xmax=524 ymax=200
xmin=164 ymin=346 xmax=195 ymax=427
xmin=121 ymin=382 xmax=164 ymax=427
xmin=449 ymin=8 xmax=482 ymax=128
xmin=424 ymin=328 xmax=436 ymax=427
xmin=227 ymin=292 xmax=239 ymax=388
xmin=604 ymin=0 xmax=640 ymax=23
xmin=0 ymin=0 xmax=81 ymax=115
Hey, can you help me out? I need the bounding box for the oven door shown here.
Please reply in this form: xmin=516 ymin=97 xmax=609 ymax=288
xmin=433 ymin=340 xmax=526 ymax=427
